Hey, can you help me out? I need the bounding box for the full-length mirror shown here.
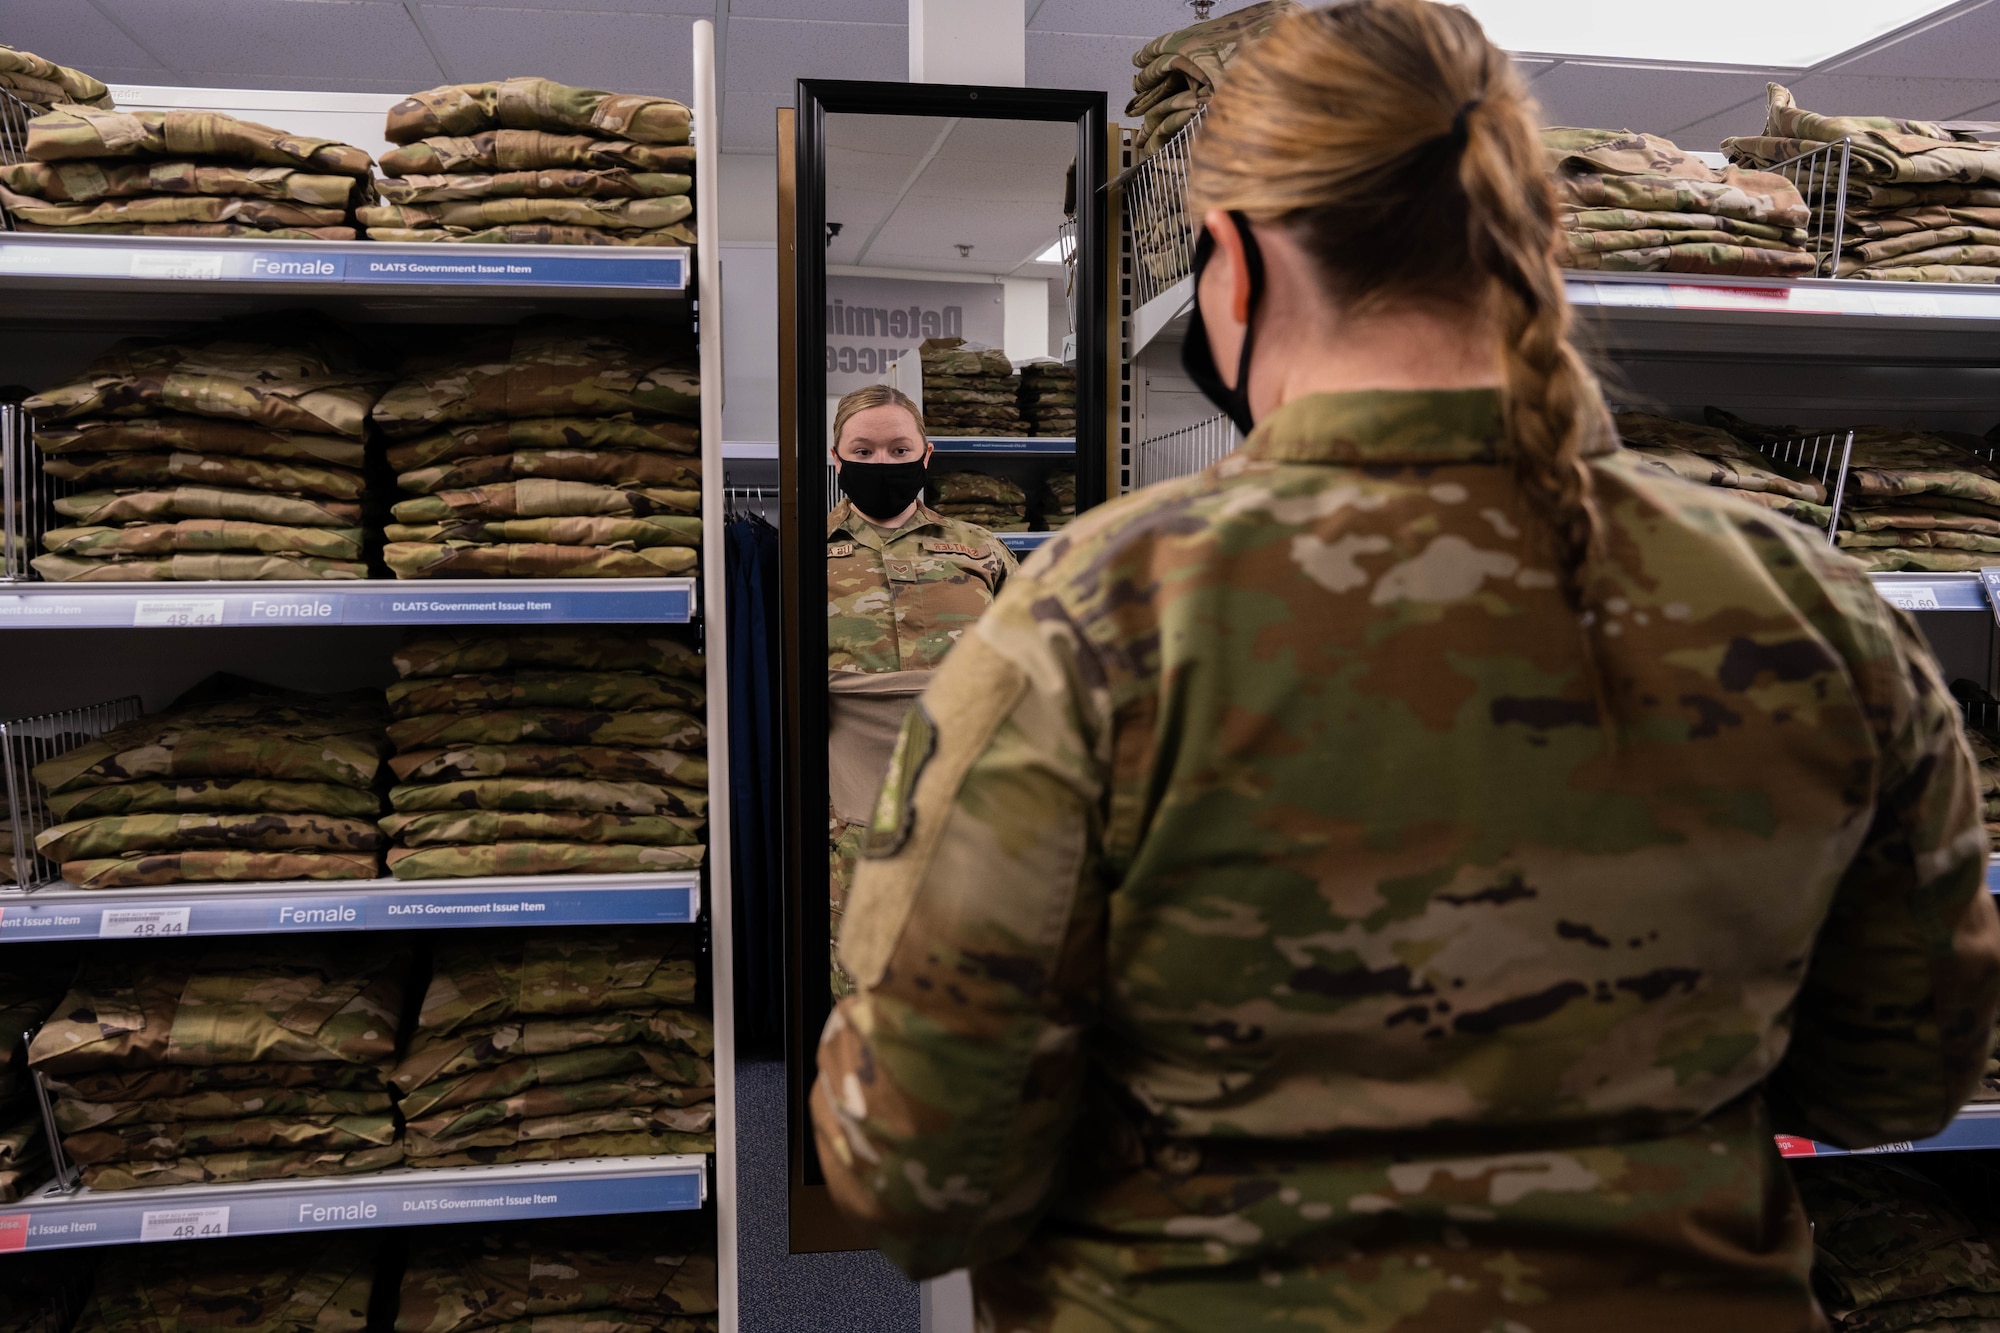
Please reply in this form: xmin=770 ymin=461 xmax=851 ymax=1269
xmin=780 ymin=80 xmax=1107 ymax=1250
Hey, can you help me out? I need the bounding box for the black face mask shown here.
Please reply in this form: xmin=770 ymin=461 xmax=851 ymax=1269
xmin=1181 ymin=209 xmax=1266 ymax=437
xmin=839 ymin=458 xmax=929 ymax=522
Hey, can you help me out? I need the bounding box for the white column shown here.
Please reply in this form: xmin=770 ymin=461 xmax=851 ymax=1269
xmin=908 ymin=0 xmax=1025 ymax=85
xmin=1002 ymin=277 xmax=1051 ymax=361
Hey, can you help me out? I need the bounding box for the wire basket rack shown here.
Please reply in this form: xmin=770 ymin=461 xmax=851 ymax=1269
xmin=1 ymin=405 xmax=66 ymax=582
xmin=1 ymin=696 xmax=145 ymax=891
xmin=1767 ymin=138 xmax=1853 ymax=280
xmin=1120 ymin=105 xmax=1206 ymax=312
xmin=1759 ymin=430 xmax=1856 ymax=542
xmin=1133 ymin=411 xmax=1239 ymax=489
xmin=0 ymin=86 xmax=33 ymax=232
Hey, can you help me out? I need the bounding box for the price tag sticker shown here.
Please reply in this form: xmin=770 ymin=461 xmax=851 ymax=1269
xmin=1870 ymin=292 xmax=1941 ymax=318
xmin=1857 ymin=1141 xmax=1917 ymax=1154
xmin=1592 ymin=282 xmax=1671 ymax=308
xmin=99 ymin=907 xmax=191 ymax=939
xmin=1884 ymin=584 xmax=1942 ymax=611
xmin=139 ymin=1205 xmax=228 ymax=1242
xmin=133 ymin=598 xmax=225 ymax=628
xmin=129 ymin=252 xmax=224 ymax=282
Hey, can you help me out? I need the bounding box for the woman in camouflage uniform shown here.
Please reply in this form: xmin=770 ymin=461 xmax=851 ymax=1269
xmin=813 ymin=3 xmax=2000 ymax=1330
xmin=824 ymin=384 xmax=1017 ymax=994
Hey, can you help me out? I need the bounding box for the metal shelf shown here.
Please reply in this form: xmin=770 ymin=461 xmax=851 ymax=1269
xmin=1131 ymin=276 xmax=1193 ymax=357
xmin=0 ymin=1154 xmax=707 ymax=1251
xmin=0 ymin=872 xmax=700 ymax=941
xmin=1872 ymin=571 xmax=1991 ymax=612
xmin=1777 ymin=1105 xmax=2000 ymax=1159
xmin=0 ymin=578 xmax=696 ymax=628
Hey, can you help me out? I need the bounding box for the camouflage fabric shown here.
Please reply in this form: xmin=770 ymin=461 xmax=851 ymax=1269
xmin=1624 ymin=476 xmax=1832 ymax=530
xmin=386 ymin=775 xmax=708 ymax=813
xmin=383 ymin=810 xmax=703 ymax=848
xmin=45 ymin=1062 xmax=386 ymax=1103
xmin=1795 ymin=1161 xmax=2000 ymax=1313
xmin=365 ymin=225 xmax=694 ymax=247
xmin=387 ymin=418 xmax=698 ymax=471
xmin=826 ymin=498 xmax=1018 ymax=674
xmin=0 ymin=159 xmax=356 ymax=205
xmin=35 ymin=702 xmax=386 ymax=793
xmin=0 ymin=186 xmax=345 ymax=229
xmin=0 ymin=44 xmax=113 ymax=108
xmin=1614 ymin=411 xmax=1827 ymax=502
xmin=1839 ymin=529 xmax=2000 ymax=552
xmin=406 ymin=1103 xmax=712 ymax=1158
xmin=80 ymin=1143 xmax=403 ymax=1191
xmin=1127 ymin=1 xmax=1299 ymax=156
xmin=379 ymin=132 xmax=694 ymax=178
xmin=1842 ymin=1293 xmax=2000 ymax=1333
xmin=43 ymin=450 xmax=364 ymax=498
xmin=387 ymin=670 xmax=701 ymax=718
xmin=1559 ymin=238 xmax=1818 ymax=277
xmin=931 ymin=472 xmax=1026 ymax=507
xmin=358 ymin=195 xmax=691 ymax=231
xmin=54 ymin=487 xmax=361 ymax=527
xmin=1726 ymin=85 xmax=2000 ymax=186
xmin=387 ymin=80 xmax=692 ymax=147
xmin=393 ymin=630 xmax=701 ymax=680
xmin=32 ymin=417 xmax=366 ymax=465
xmin=927 ymin=389 xmax=1017 ymax=406
xmin=26 ymin=106 xmax=374 ymax=177
xmin=53 ymin=1085 xmax=391 ymax=1132
xmin=398 ymin=1044 xmax=712 ymax=1119
xmin=387 ymin=842 xmax=703 ymax=881
xmin=385 ymin=517 xmax=700 ymax=551
xmin=63 ymin=1110 xmax=397 ymax=1165
xmin=1043 ymin=471 xmax=1077 ymax=519
xmin=812 ymin=387 xmax=2000 ymax=1324
xmin=1837 ymin=226 xmax=2000 ymax=268
xmin=830 ymin=815 xmax=866 ymax=999
xmin=10 ymin=220 xmax=356 ymax=240
xmin=395 ymin=1230 xmax=716 ymax=1333
xmin=378 ymin=170 xmax=691 ymax=204
xmin=373 ymin=320 xmax=697 ymax=437
xmin=406 ymin=1128 xmax=711 ymax=1168
xmin=392 ymin=1008 xmax=714 ymax=1090
xmin=1546 ymin=126 xmax=1749 ymax=183
xmin=1846 ymin=506 xmax=2000 ymax=535
xmin=43 ymin=522 xmax=366 ymax=559
xmin=1851 ymin=264 xmax=2000 ymax=283
xmin=404 ymin=1077 xmax=705 ymax=1142
xmin=387 ymin=744 xmax=707 ymax=787
xmin=918 ymin=338 xmax=1014 ymax=378
xmin=33 ymin=552 xmax=368 ymax=582
xmin=1844 ymin=244 xmax=2000 ymax=275
xmin=1848 ymin=549 xmax=2000 ymax=572
xmin=75 ymin=1235 xmax=374 ymax=1333
xmin=398 ymin=449 xmax=700 ymax=494
xmin=449 ymin=1317 xmax=713 ymax=1333
xmin=37 ymin=812 xmax=386 ymax=860
xmin=29 ymin=946 xmax=405 ymax=1072
xmin=390 ymin=481 xmax=699 ymax=521
xmin=1563 ymin=208 xmax=1803 ymax=244
xmin=386 ymin=710 xmax=702 ymax=751
xmin=26 ymin=332 xmax=388 ymax=438
xmin=415 ymin=934 xmax=697 ymax=1034
xmin=1839 ymin=427 xmax=2000 ymax=509
xmin=1553 ymin=169 xmax=1810 ymax=226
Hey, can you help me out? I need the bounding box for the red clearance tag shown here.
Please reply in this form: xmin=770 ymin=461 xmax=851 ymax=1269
xmin=0 ymin=1215 xmax=27 ymax=1251
xmin=1772 ymin=1135 xmax=1818 ymax=1158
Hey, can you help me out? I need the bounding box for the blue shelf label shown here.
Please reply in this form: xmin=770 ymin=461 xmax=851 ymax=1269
xmin=0 ymin=584 xmax=694 ymax=629
xmin=0 ymin=1165 xmax=704 ymax=1250
xmin=0 ymin=884 xmax=697 ymax=942
xmin=930 ymin=437 xmax=1075 ymax=454
xmin=0 ymin=241 xmax=685 ymax=292
xmin=352 ymin=252 xmax=684 ymax=290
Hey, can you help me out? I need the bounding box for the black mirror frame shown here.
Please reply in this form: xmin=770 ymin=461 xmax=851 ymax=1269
xmin=780 ymin=77 xmax=1110 ymax=1217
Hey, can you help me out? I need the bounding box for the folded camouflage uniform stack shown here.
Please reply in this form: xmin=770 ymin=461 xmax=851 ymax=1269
xmin=0 ymin=43 xmax=114 ymax=112
xmin=1709 ymin=407 xmax=2000 ymax=572
xmin=27 ymin=944 xmax=405 ymax=1190
xmin=30 ymin=678 xmax=388 ymax=889
xmin=1615 ymin=411 xmax=1831 ymax=529
xmin=1042 ymin=469 xmax=1077 ymax=531
xmin=374 ymin=318 xmax=701 ymax=578
xmin=381 ymin=630 xmax=707 ymax=880
xmin=1728 ymin=84 xmax=2000 ymax=283
xmin=1017 ymin=361 xmax=1077 ymax=438
xmin=0 ymin=104 xmax=373 ymax=240
xmin=921 ymin=338 xmax=1022 ymax=438
xmin=1797 ymin=1160 xmax=2000 ymax=1333
xmin=0 ymin=967 xmax=67 ymax=1202
xmin=1544 ymin=127 xmax=1815 ymax=278
xmin=366 ymin=78 xmax=695 ymax=247
xmin=72 ymin=1235 xmax=374 ymax=1333
xmin=1126 ymin=0 xmax=1298 ymax=161
xmin=23 ymin=319 xmax=388 ymax=582
xmin=930 ymin=472 xmax=1028 ymax=533
xmin=1953 ymin=682 xmax=2000 ymax=853
xmin=390 ymin=932 xmax=714 ymax=1167
xmin=399 ymin=1221 xmax=718 ymax=1333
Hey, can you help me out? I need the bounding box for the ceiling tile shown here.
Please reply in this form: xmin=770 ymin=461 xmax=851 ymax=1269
xmin=1527 ymin=62 xmax=1777 ymax=145
xmin=1027 ymin=0 xmax=1180 ymax=37
xmin=1 ymin=7 xmax=169 ymax=75
xmin=421 ymin=6 xmax=695 ymax=94
xmin=91 ymin=0 xmax=443 ymax=84
xmin=1822 ymin=2 xmax=2000 ymax=78
xmin=936 ymin=116 xmax=1077 ymax=164
xmin=908 ymin=151 xmax=1066 ymax=205
xmin=725 ymin=15 xmax=904 ymax=96
xmin=828 ymin=112 xmax=956 ymax=157
xmin=721 ymin=88 xmax=789 ymax=151
xmin=828 ymin=143 xmax=928 ymax=196
xmin=445 ymin=0 xmax=709 ymax=10
xmin=869 ymin=197 xmax=1063 ymax=266
xmin=1027 ymin=31 xmax=1134 ymax=112
xmin=732 ymin=0 xmax=904 ymax=20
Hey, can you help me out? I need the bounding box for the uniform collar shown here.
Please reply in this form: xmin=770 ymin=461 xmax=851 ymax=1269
xmin=1244 ymin=389 xmax=1506 ymax=464
xmin=828 ymin=497 xmax=947 ymax=548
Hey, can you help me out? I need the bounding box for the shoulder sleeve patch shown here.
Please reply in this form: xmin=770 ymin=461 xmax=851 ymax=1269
xmin=827 ymin=541 xmax=855 ymax=558
xmin=860 ymin=704 xmax=936 ymax=860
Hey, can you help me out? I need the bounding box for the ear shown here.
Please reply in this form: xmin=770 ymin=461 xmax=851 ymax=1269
xmin=1204 ymin=209 xmax=1253 ymax=325
xmin=921 ymin=441 xmax=935 ymax=466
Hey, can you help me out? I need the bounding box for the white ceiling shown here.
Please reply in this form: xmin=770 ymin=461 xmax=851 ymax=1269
xmin=7 ymin=0 xmax=2000 ymax=155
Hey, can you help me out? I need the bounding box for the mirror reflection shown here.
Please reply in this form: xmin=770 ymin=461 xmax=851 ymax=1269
xmin=820 ymin=112 xmax=1079 ymax=994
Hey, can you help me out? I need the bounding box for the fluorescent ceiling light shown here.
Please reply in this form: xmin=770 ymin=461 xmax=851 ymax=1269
xmin=1032 ymin=235 xmax=1073 ymax=265
xmin=1460 ymin=0 xmax=1956 ymax=67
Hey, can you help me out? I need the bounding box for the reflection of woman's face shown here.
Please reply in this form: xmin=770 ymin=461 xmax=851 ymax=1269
xmin=834 ymin=404 xmax=931 ymax=470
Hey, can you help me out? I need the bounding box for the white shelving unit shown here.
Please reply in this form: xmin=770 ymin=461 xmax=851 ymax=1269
xmin=0 ymin=20 xmax=739 ymax=1326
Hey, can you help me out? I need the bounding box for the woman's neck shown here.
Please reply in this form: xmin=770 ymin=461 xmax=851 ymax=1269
xmin=1253 ymin=306 xmax=1504 ymax=420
